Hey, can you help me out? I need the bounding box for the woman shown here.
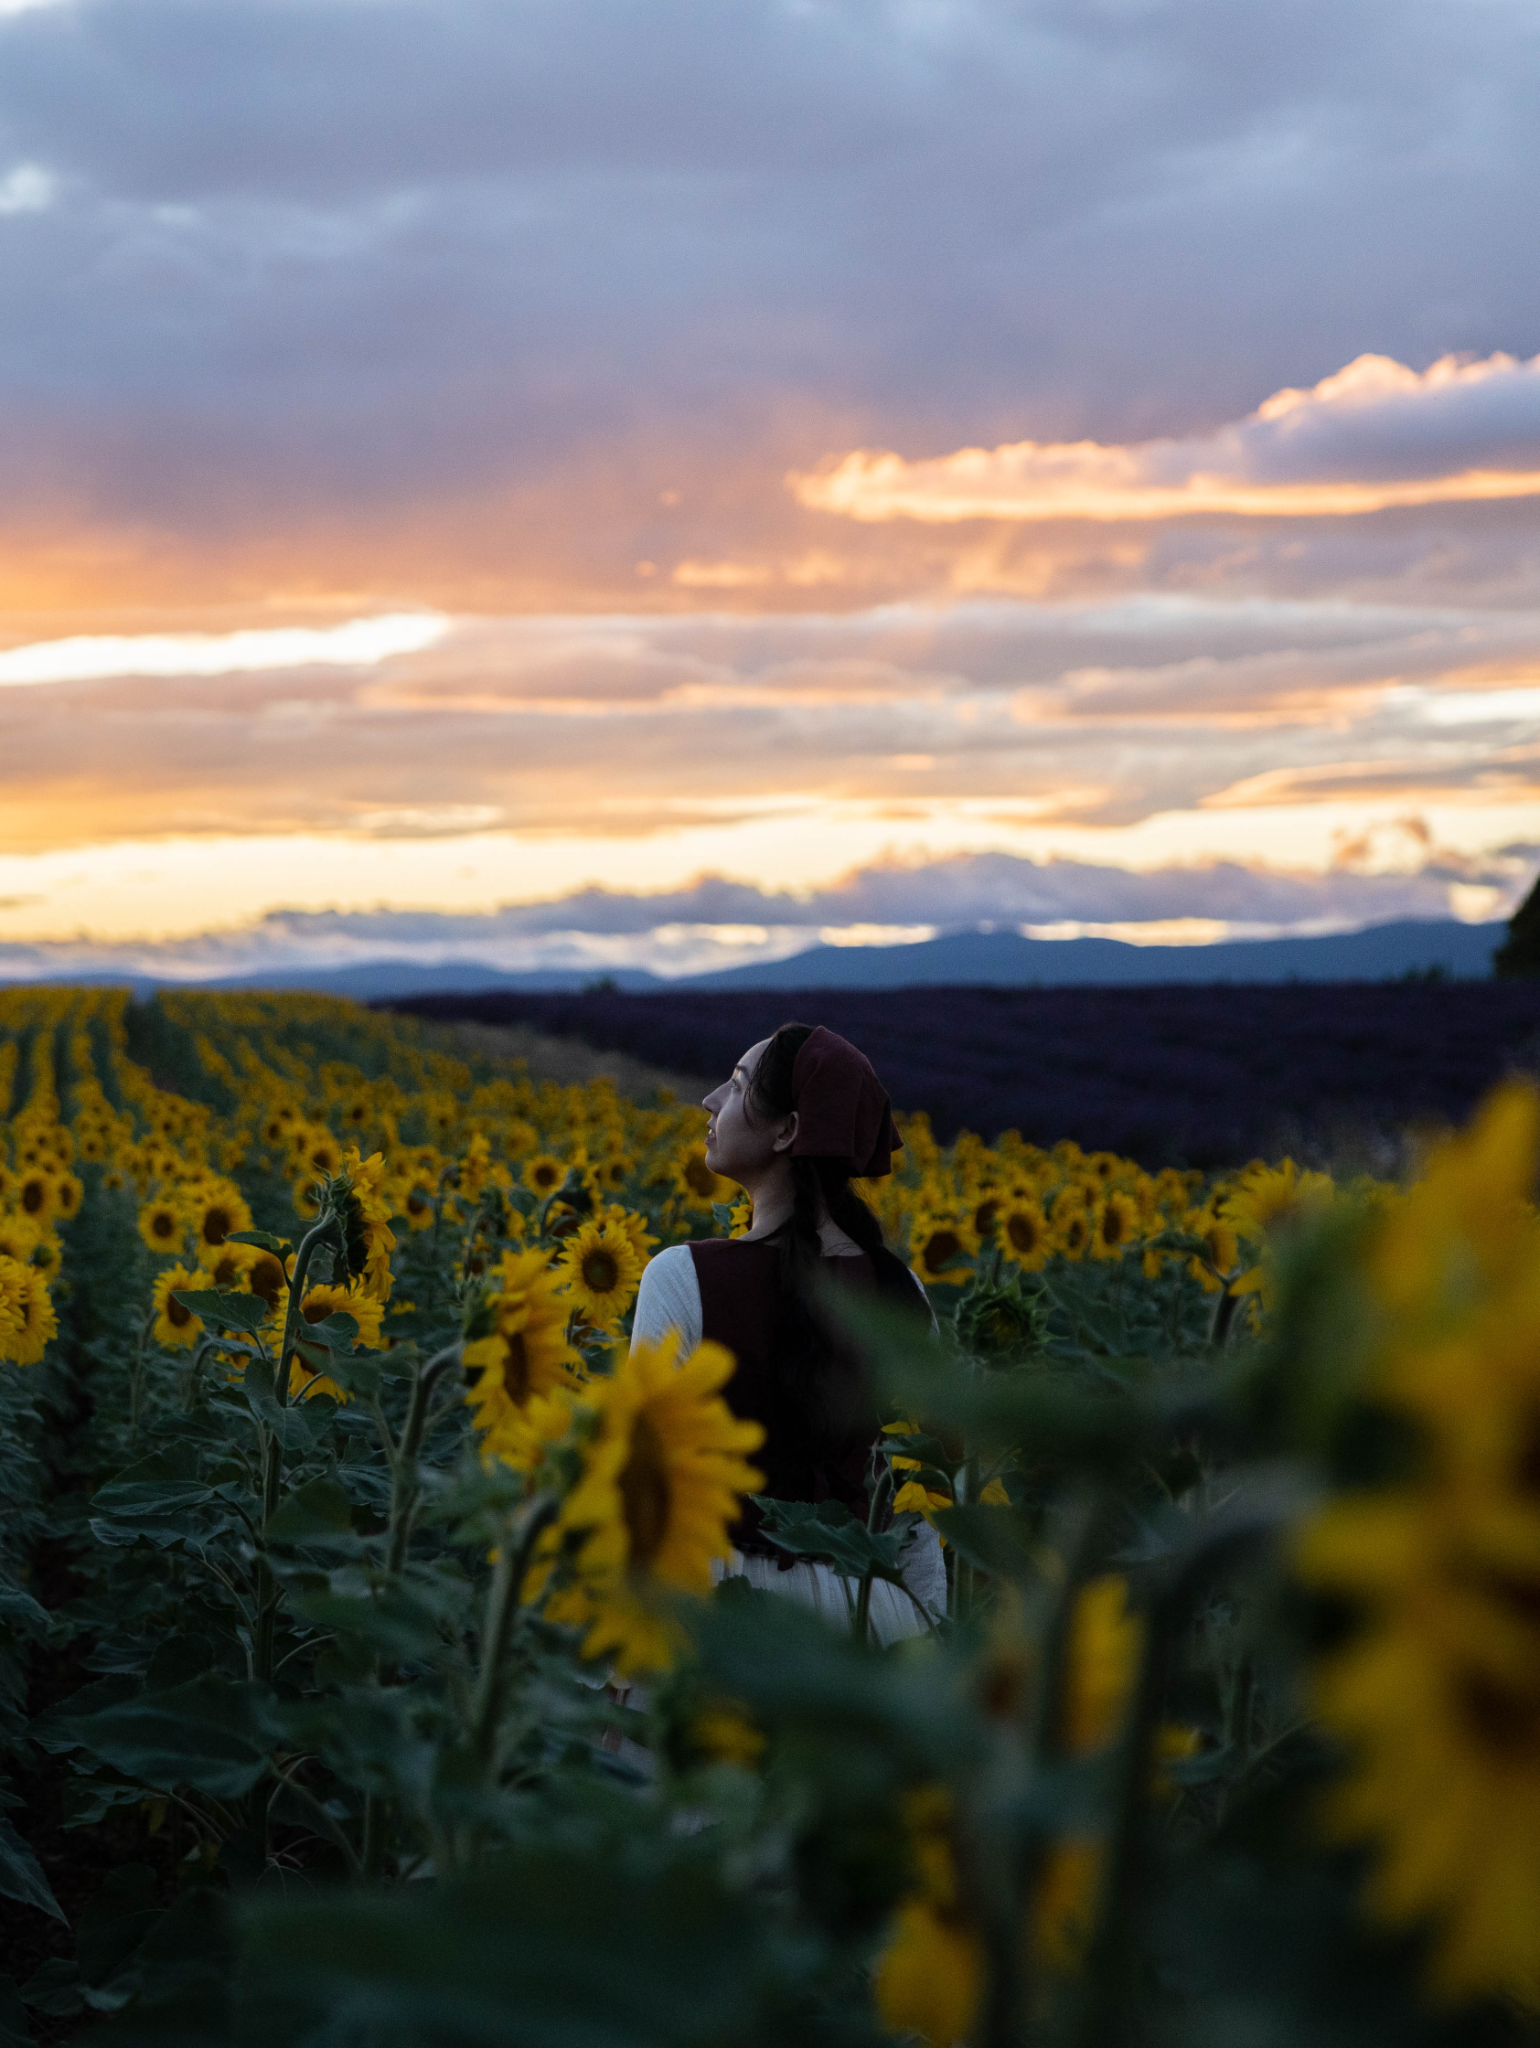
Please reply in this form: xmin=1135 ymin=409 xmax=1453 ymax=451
xmin=630 ymin=1021 xmax=946 ymax=1643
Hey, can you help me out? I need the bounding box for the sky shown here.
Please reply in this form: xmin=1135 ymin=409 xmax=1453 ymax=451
xmin=3 ymin=0 xmax=1539 ymax=981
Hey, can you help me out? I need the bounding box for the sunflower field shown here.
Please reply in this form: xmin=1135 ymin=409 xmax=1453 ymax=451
xmin=1 ymin=984 xmax=1538 ymax=2048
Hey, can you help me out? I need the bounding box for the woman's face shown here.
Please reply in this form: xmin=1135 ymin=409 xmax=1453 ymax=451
xmin=702 ymin=1038 xmax=796 ymax=1183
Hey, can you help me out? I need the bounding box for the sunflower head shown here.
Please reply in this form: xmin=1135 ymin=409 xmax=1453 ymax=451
xmin=1293 ymin=1082 xmax=1540 ymax=2006
xmin=522 ymin=1153 xmax=567 ymax=1198
xmin=554 ymin=1217 xmax=645 ymax=1334
xmin=138 ymin=1196 xmax=186 ymax=1255
xmin=545 ymin=1333 xmax=764 ymax=1674
xmin=909 ymin=1210 xmax=979 ymax=1286
xmin=152 ymin=1264 xmax=205 ymax=1351
xmin=463 ymin=1247 xmax=582 ymax=1447
xmin=247 ymin=1251 xmax=289 ymax=1313
xmin=999 ymin=1198 xmax=1050 ymax=1272
xmin=1092 ymin=1189 xmax=1142 ymax=1261
xmin=194 ymin=1180 xmax=252 ymax=1249
xmin=675 ymin=1148 xmax=735 ymax=1211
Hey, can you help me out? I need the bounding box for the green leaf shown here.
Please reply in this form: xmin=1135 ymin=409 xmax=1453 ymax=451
xmin=171 ymin=1289 xmax=273 ymax=1336
xmin=929 ymin=1501 xmax=1042 ymax=1582
xmin=225 ymin=1230 xmax=292 ymax=1256
xmin=46 ymin=1677 xmax=283 ymax=1798
xmin=0 ymin=1819 xmax=65 ymax=1924
xmin=18 ymin=1959 xmax=83 ymax=2018
xmin=265 ymin=1477 xmax=359 ymax=1549
xmin=239 ymin=1844 xmax=872 ymax=2048
xmin=749 ymin=1497 xmax=910 ymax=1585
xmin=241 ymin=1358 xmax=327 ymax=1453
xmin=296 ymin=1310 xmax=361 ymax=1354
xmin=0 ymin=1975 xmax=33 ymax=2048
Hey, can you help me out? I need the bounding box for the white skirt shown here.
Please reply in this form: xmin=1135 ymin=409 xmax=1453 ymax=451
xmin=710 ymin=1517 xmax=947 ymax=1646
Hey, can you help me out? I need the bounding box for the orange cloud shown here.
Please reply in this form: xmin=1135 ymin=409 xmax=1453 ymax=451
xmin=793 ymin=353 xmax=1540 ymax=524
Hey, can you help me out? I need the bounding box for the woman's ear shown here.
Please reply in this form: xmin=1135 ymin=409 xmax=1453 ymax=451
xmin=771 ymin=1110 xmax=799 ymax=1156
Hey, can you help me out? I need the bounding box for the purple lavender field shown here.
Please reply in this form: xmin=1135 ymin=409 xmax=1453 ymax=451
xmin=389 ymin=980 xmax=1540 ymax=1168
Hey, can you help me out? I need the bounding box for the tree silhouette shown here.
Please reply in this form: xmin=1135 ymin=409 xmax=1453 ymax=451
xmin=1495 ymin=870 xmax=1540 ymax=977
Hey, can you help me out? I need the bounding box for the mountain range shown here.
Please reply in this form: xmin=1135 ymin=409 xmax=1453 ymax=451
xmin=21 ymin=916 xmax=1502 ymax=1000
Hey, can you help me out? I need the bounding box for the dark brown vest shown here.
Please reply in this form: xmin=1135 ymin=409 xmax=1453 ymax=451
xmin=688 ymin=1238 xmax=883 ymax=1559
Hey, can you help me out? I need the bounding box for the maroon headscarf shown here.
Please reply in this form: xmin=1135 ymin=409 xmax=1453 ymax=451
xmin=789 ymin=1025 xmax=902 ymax=1178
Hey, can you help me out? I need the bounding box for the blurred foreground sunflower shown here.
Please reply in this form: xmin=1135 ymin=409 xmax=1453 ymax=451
xmin=546 ymin=1332 xmax=764 ymax=1674
xmin=1294 ymin=1082 xmax=1540 ymax=2006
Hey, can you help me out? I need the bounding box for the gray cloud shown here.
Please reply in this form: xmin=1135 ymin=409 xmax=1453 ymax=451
xmin=3 ymin=0 xmax=1540 ymax=601
xmin=0 ymin=843 xmax=1528 ymax=985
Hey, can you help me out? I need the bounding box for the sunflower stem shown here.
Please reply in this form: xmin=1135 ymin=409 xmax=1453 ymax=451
xmin=386 ymin=1339 xmax=463 ymax=1577
xmin=470 ymin=1495 xmax=559 ymax=1770
xmin=253 ymin=1218 xmax=335 ymax=1688
xmin=853 ymin=1463 xmax=896 ymax=1645
xmin=1209 ymin=1282 xmax=1242 ymax=1348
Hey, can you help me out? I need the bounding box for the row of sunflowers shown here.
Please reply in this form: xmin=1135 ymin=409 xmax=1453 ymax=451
xmin=0 ymin=983 xmax=1535 ymax=2048
xmin=0 ymin=982 xmax=1319 ymax=1376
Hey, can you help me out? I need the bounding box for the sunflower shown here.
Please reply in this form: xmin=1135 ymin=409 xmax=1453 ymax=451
xmin=203 ymin=1241 xmax=255 ymax=1292
xmin=152 ymin=1264 xmax=205 ymax=1350
xmin=51 ymin=1172 xmax=83 ymax=1221
xmin=1182 ymin=1206 xmax=1239 ymax=1293
xmin=872 ymin=1789 xmax=984 ymax=2048
xmin=1293 ymin=1083 xmax=1540 ymax=2006
xmin=17 ymin=1169 xmax=59 ymax=1226
xmin=2 ymin=1260 xmax=55 ymax=1368
xmin=1052 ymin=1204 xmax=1091 ymax=1262
xmin=463 ymin=1247 xmax=582 ymax=1447
xmin=190 ymin=1178 xmax=252 ymax=1252
xmin=0 ymin=1215 xmax=39 ymax=1268
xmin=1223 ymin=1158 xmax=1335 ymax=1301
xmin=593 ymin=1153 xmax=635 ymax=1195
xmin=522 ymin=1153 xmax=567 ymax=1198
xmin=291 ymin=1172 xmax=324 ymax=1221
xmin=138 ymin=1196 xmax=186 ymax=1256
xmin=27 ymin=1236 xmax=60 ymax=1279
xmin=674 ymin=1147 xmax=736 ymax=1211
xmin=908 ymin=1209 xmax=980 ymax=1287
xmin=259 ymin=1105 xmax=297 ymax=1147
xmin=275 ymin=1281 xmax=380 ymax=1401
xmin=336 ymin=1147 xmax=397 ymax=1302
xmin=544 ymin=1332 xmax=765 ymax=1674
xmin=874 ymin=1576 xmax=1150 ymax=2040
xmin=998 ymin=1195 xmax=1052 ymax=1273
xmin=554 ymin=1216 xmax=645 ymax=1333
xmin=598 ymin=1203 xmax=656 ymax=1261
xmin=246 ymin=1251 xmax=290 ymax=1314
xmin=1092 ymin=1188 xmax=1143 ymax=1262
xmin=295 ymin=1281 xmax=385 ymax=1350
xmin=0 ymin=1255 xmax=30 ymax=1363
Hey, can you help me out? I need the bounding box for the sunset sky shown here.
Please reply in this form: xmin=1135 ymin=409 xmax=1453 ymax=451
xmin=3 ymin=0 xmax=1539 ymax=981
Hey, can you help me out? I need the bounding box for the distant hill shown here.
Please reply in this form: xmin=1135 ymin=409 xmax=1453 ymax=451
xmin=0 ymin=917 xmax=1502 ymax=1000
xmin=678 ymin=919 xmax=1502 ymax=990
xmin=186 ymin=961 xmax=662 ymax=1000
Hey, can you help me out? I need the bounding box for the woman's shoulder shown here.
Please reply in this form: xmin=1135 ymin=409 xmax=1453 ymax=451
xmin=685 ymin=1235 xmax=777 ymax=1264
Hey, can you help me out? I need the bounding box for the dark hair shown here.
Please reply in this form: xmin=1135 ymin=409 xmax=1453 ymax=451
xmin=745 ymin=1022 xmax=925 ymax=1440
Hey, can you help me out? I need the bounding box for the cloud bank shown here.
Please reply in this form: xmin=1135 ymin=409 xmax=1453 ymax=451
xmin=796 ymin=355 xmax=1540 ymax=523
xmin=0 ymin=846 xmax=1525 ymax=986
